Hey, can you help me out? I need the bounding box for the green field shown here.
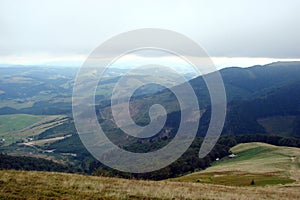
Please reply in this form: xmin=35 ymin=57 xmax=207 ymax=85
xmin=0 ymin=114 xmax=40 ymax=133
xmin=171 ymin=142 xmax=300 ymax=186
xmin=0 ymin=114 xmax=67 ymax=145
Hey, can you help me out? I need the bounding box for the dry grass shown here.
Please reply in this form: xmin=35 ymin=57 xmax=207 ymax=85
xmin=0 ymin=169 xmax=300 ymax=200
xmin=171 ymin=171 xmax=294 ymax=186
xmin=1 ymin=143 xmax=300 ymax=199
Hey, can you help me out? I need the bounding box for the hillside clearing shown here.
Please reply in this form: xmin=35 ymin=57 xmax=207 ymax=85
xmin=0 ymin=114 xmax=68 ymax=145
xmin=171 ymin=142 xmax=300 ymax=186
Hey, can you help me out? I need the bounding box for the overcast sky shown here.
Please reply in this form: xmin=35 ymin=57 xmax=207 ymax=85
xmin=1 ymin=0 xmax=300 ymax=67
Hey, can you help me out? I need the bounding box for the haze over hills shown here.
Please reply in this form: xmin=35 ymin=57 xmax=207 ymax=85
xmin=2 ymin=0 xmax=300 ymax=199
xmin=0 ymin=61 xmax=300 ymax=143
xmin=0 ymin=61 xmax=300 ymax=181
xmin=101 ymin=61 xmax=300 ymax=138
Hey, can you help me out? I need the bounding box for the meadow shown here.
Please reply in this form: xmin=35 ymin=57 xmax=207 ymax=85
xmin=171 ymin=143 xmax=300 ymax=187
xmin=0 ymin=114 xmax=67 ymax=145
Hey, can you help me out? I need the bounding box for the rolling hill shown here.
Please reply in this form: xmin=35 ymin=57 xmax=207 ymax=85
xmin=97 ymin=61 xmax=300 ymax=138
xmin=171 ymin=142 xmax=300 ymax=187
xmin=1 ymin=62 xmax=300 ymax=182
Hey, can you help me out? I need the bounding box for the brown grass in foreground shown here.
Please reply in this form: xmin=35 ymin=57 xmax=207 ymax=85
xmin=1 ymin=170 xmax=300 ymax=200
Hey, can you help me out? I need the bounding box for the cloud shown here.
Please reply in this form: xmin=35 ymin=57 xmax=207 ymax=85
xmin=0 ymin=0 xmax=300 ymax=62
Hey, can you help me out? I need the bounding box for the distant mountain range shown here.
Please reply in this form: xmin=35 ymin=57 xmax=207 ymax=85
xmin=0 ymin=61 xmax=300 ymax=179
xmin=1 ymin=61 xmax=299 ymax=138
xmin=121 ymin=61 xmax=300 ymax=138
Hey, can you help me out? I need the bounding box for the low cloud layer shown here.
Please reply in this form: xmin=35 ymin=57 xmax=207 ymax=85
xmin=1 ymin=0 xmax=300 ymax=63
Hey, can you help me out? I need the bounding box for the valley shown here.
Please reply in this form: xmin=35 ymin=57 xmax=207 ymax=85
xmin=1 ymin=62 xmax=300 ymax=199
xmin=2 ymin=1 xmax=300 ymax=199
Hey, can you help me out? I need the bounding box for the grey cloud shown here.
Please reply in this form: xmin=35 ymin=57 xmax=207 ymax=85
xmin=0 ymin=0 xmax=299 ymax=59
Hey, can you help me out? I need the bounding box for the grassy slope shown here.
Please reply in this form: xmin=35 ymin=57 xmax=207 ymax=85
xmin=171 ymin=142 xmax=300 ymax=186
xmin=0 ymin=169 xmax=300 ymax=200
xmin=0 ymin=114 xmax=67 ymax=145
xmin=1 ymin=142 xmax=300 ymax=199
xmin=0 ymin=114 xmax=40 ymax=133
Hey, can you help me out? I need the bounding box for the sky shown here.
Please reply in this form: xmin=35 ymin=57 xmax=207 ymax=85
xmin=1 ymin=0 xmax=300 ymax=68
